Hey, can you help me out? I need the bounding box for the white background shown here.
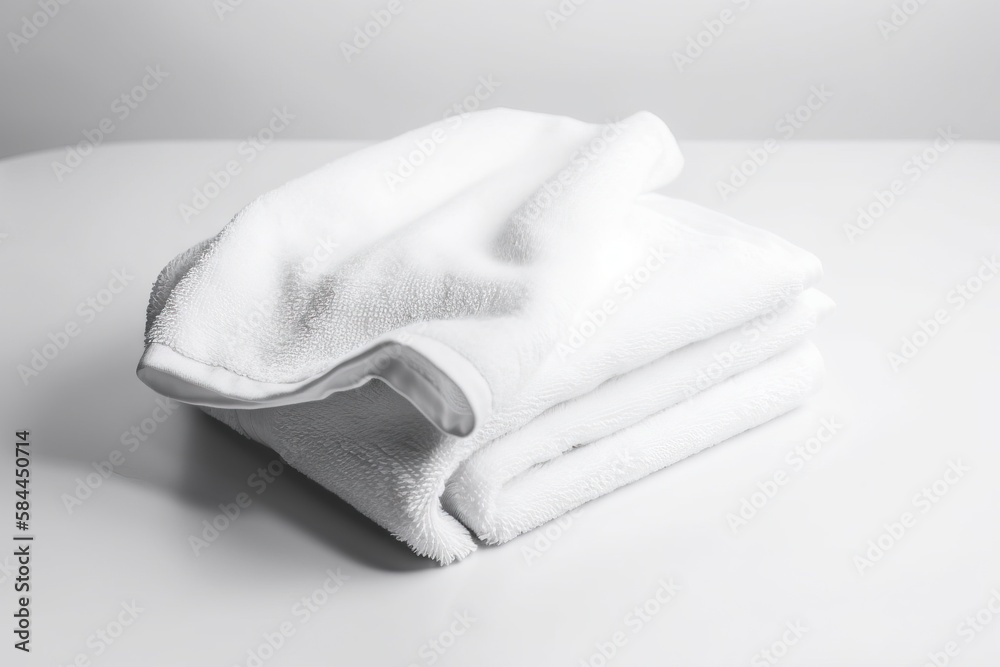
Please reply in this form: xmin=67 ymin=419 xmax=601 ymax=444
xmin=2 ymin=0 xmax=999 ymax=159
xmin=2 ymin=137 xmax=999 ymax=666
xmin=2 ymin=1 xmax=1000 ymax=665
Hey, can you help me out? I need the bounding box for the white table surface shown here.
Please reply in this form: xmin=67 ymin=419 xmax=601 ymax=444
xmin=2 ymin=139 xmax=999 ymax=666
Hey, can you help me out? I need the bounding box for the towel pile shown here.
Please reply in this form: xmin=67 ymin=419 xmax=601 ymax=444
xmin=137 ymin=109 xmax=831 ymax=564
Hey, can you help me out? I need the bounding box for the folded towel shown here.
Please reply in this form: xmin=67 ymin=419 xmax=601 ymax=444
xmin=446 ymin=292 xmax=833 ymax=545
xmin=137 ymin=109 xmax=830 ymax=563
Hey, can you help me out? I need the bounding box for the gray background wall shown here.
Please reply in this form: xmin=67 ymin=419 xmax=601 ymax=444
xmin=1 ymin=0 xmax=997 ymax=159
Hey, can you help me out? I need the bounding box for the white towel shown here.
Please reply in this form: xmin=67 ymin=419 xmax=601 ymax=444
xmin=137 ymin=109 xmax=830 ymax=563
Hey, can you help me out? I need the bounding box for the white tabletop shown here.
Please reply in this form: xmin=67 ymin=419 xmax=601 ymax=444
xmin=2 ymin=139 xmax=999 ymax=666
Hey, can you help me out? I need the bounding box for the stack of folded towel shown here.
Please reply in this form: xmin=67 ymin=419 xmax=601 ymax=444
xmin=137 ymin=109 xmax=832 ymax=564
